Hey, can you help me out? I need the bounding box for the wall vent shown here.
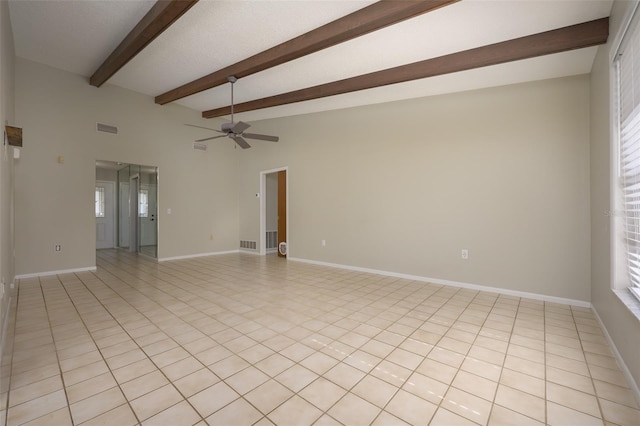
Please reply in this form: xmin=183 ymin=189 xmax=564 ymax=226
xmin=266 ymin=231 xmax=278 ymax=250
xmin=240 ymin=240 xmax=257 ymax=250
xmin=96 ymin=122 xmax=118 ymax=135
xmin=193 ymin=142 xmax=207 ymax=151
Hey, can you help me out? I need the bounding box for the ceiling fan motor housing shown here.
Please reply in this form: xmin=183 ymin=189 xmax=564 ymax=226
xmin=221 ymin=122 xmax=235 ymax=133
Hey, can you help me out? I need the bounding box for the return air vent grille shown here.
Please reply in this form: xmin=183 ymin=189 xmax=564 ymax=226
xmin=96 ymin=123 xmax=118 ymax=135
xmin=240 ymin=240 xmax=257 ymax=250
xmin=193 ymin=142 xmax=207 ymax=151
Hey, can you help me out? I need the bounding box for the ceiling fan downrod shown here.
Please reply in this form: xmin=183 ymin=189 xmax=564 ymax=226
xmin=228 ymin=75 xmax=237 ymax=124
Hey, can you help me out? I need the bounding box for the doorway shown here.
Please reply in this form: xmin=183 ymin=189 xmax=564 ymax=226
xmin=260 ymin=167 xmax=288 ymax=256
xmin=96 ymin=161 xmax=158 ymax=258
xmin=118 ymin=164 xmax=158 ymax=258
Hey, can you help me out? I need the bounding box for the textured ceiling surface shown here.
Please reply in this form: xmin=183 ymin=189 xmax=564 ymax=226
xmin=9 ymin=0 xmax=613 ymax=122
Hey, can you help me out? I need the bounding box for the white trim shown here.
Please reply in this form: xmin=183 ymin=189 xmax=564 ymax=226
xmin=158 ymin=250 xmax=239 ymax=262
xmin=239 ymin=249 xmax=261 ymax=256
xmin=611 ymin=0 xmax=640 ymax=63
xmin=288 ymin=257 xmax=591 ymax=308
xmin=592 ymin=306 xmax=640 ymax=406
xmin=15 ymin=266 xmax=97 ymax=280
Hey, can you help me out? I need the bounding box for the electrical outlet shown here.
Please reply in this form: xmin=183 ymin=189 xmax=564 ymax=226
xmin=321 ymin=240 xmax=326 ymax=247
xmin=461 ymin=249 xmax=469 ymax=260
xmin=55 ymin=244 xmax=61 ymax=252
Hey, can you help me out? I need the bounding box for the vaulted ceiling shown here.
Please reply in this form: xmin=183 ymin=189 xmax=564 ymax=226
xmin=9 ymin=0 xmax=613 ymax=122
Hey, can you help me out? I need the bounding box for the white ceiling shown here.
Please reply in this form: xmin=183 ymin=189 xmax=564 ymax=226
xmin=9 ymin=0 xmax=613 ymax=122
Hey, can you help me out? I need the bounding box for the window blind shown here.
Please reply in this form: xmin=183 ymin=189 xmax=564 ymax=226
xmin=617 ymin=7 xmax=640 ymax=302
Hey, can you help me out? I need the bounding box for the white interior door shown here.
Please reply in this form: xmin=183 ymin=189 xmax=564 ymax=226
xmin=96 ymin=181 xmax=115 ymax=249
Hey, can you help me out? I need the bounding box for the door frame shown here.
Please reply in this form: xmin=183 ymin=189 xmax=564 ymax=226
xmin=259 ymin=167 xmax=288 ymax=256
xmin=95 ymin=180 xmax=116 ymax=249
xmin=129 ymin=174 xmax=140 ymax=253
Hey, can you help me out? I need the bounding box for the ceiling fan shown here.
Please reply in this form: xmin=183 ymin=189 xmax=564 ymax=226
xmin=185 ymin=76 xmax=279 ymax=149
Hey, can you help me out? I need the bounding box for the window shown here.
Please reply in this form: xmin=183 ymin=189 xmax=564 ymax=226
xmin=138 ymin=189 xmax=148 ymax=218
xmin=95 ymin=186 xmax=105 ymax=218
xmin=615 ymin=3 xmax=640 ymax=303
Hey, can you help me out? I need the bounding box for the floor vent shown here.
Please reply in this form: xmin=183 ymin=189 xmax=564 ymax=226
xmin=193 ymin=142 xmax=207 ymax=151
xmin=240 ymin=240 xmax=257 ymax=250
xmin=266 ymin=231 xmax=278 ymax=250
xmin=96 ymin=122 xmax=118 ymax=135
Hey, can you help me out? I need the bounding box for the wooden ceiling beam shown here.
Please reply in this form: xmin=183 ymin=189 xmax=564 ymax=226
xmin=90 ymin=0 xmax=199 ymax=87
xmin=202 ymin=17 xmax=609 ymax=119
xmin=155 ymin=0 xmax=460 ymax=105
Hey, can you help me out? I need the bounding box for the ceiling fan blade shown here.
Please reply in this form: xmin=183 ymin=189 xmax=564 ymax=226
xmin=185 ymin=123 xmax=223 ymax=133
xmin=233 ymin=136 xmax=251 ymax=149
xmin=231 ymin=121 xmax=250 ymax=134
xmin=195 ymin=135 xmax=227 ymax=142
xmin=243 ymin=133 xmax=279 ymax=142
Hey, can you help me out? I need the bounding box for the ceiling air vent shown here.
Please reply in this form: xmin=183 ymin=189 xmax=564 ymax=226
xmin=193 ymin=142 xmax=207 ymax=152
xmin=96 ymin=122 xmax=118 ymax=135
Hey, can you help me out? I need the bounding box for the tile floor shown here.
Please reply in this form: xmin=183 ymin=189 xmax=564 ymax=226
xmin=1 ymin=250 xmax=640 ymax=425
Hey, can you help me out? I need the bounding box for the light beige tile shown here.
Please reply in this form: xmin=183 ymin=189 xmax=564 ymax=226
xmin=371 ymin=410 xmax=410 ymax=426
xmin=594 ymin=379 xmax=638 ymax=408
xmin=188 ymin=381 xmax=239 ymax=418
xmin=275 ymin=364 xmax=318 ymax=392
xmin=65 ymin=372 xmax=117 ymax=404
xmin=600 ymin=398 xmax=640 ymax=425
xmin=417 ymin=358 xmax=459 ymax=384
xmin=161 ymin=356 xmax=203 ymax=381
xmin=120 ymin=370 xmax=169 ymax=401
xmin=8 ymin=375 xmax=63 ymax=407
xmin=402 ymin=372 xmax=447 ymax=405
xmin=324 ymin=362 xmax=367 ymax=390
xmin=225 ymin=366 xmax=270 ymax=395
xmin=268 ymin=395 xmax=323 ymax=426
xmin=370 ymin=360 xmax=411 ymax=387
xmin=245 ymin=379 xmax=294 ymax=414
xmin=500 ymin=368 xmax=545 ymax=398
xmin=255 ymin=353 xmax=295 ymax=377
xmin=452 ymin=370 xmax=498 ymax=401
xmin=69 ymin=386 xmax=126 ymax=424
xmin=546 ymin=365 xmax=595 ymax=394
xmin=546 ymin=382 xmax=601 ymax=418
xmin=173 ymin=368 xmax=220 ymax=398
xmin=209 ymin=354 xmax=250 ymax=379
xmin=204 ymin=397 xmax=262 ymax=426
xmin=352 ymin=375 xmax=398 ymax=408
xmin=328 ymin=393 xmax=381 ymax=426
xmin=430 ymin=407 xmax=478 ymax=426
xmin=20 ymin=407 xmax=72 ymax=426
xmin=386 ymin=348 xmax=423 ymax=370
xmin=112 ymin=358 xmax=157 ymax=384
xmin=7 ymin=390 xmax=67 ymax=425
xmin=143 ymin=400 xmax=202 ymax=426
xmin=503 ymin=354 xmax=545 ymax=379
xmin=494 ymin=384 xmax=545 ymax=423
xmin=384 ymin=389 xmax=437 ymax=425
xmin=441 ymin=387 xmax=492 ymax=424
xmin=299 ymin=377 xmax=347 ymax=411
xmin=546 ymin=402 xmax=603 ymax=426
xmin=300 ymin=351 xmax=339 ymax=375
xmin=79 ymin=404 xmax=138 ymax=426
xmin=489 ymin=405 xmax=544 ymax=426
xmin=130 ymin=384 xmax=184 ymax=421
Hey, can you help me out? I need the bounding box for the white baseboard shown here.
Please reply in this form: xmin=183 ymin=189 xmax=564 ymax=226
xmin=592 ymin=307 xmax=640 ymax=406
xmin=158 ymin=250 xmax=240 ymax=262
xmin=15 ymin=266 xmax=97 ymax=280
xmin=239 ymin=249 xmax=261 ymax=256
xmin=288 ymin=256 xmax=591 ymax=308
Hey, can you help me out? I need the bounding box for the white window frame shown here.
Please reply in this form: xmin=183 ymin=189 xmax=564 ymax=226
xmin=612 ymin=1 xmax=640 ymax=316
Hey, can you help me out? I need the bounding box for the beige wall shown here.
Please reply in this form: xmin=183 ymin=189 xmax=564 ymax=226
xmin=14 ymin=58 xmax=240 ymax=274
xmin=238 ymin=76 xmax=592 ymax=302
xmin=590 ymin=0 xmax=640 ymax=395
xmin=0 ymin=0 xmax=16 ymax=421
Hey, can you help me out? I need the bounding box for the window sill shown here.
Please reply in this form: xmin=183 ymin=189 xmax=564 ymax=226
xmin=613 ymin=288 xmax=640 ymax=322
